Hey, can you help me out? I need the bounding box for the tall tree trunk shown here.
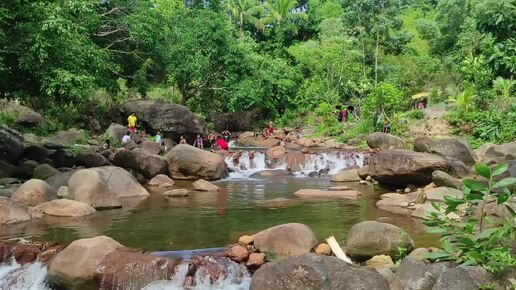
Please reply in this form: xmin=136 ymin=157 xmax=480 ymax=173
xmin=374 ymin=30 xmax=379 ymax=88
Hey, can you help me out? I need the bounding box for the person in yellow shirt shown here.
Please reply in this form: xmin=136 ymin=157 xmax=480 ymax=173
xmin=127 ymin=112 xmax=137 ymax=133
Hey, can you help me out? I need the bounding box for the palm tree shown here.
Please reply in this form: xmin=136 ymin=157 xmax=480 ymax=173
xmin=261 ymin=0 xmax=307 ymax=26
xmin=226 ymin=0 xmax=264 ymax=38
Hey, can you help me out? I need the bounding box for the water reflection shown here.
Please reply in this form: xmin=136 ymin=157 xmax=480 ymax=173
xmin=0 ymin=176 xmax=439 ymax=250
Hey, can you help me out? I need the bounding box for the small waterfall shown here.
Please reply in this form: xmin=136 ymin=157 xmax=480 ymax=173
xmin=143 ymin=257 xmax=251 ymax=290
xmin=225 ymin=150 xmax=364 ymax=178
xmin=0 ymin=258 xmax=50 ymax=290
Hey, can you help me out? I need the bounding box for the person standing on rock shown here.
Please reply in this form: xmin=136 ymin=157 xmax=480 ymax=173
xmin=193 ymin=134 xmax=204 ymax=149
xmin=127 ymin=112 xmax=137 ymax=134
xmin=155 ymin=131 xmax=162 ymax=145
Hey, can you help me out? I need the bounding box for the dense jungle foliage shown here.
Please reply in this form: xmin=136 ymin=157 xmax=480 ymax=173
xmin=0 ymin=0 xmax=514 ymax=145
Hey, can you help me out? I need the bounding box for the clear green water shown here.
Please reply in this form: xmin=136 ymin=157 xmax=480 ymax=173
xmin=0 ymin=176 xmax=438 ymax=251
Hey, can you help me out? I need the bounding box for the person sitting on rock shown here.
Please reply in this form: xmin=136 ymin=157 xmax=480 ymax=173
xmin=122 ymin=131 xmax=131 ymax=144
xmin=262 ymin=121 xmax=274 ymax=138
xmin=193 ymin=134 xmax=204 ymax=149
xmin=127 ymin=112 xmax=137 ymax=133
xmin=216 ymin=135 xmax=229 ymax=150
xmin=179 ymin=136 xmax=187 ymax=144
xmin=207 ymin=130 xmax=217 ymax=148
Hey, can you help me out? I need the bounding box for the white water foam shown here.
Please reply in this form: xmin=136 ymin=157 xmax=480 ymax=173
xmin=143 ymin=261 xmax=251 ymax=290
xmin=225 ymin=150 xmax=364 ymax=179
xmin=0 ymin=258 xmax=50 ymax=290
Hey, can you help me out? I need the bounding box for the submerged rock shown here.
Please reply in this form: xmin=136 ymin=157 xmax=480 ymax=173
xmin=35 ymin=199 xmax=96 ymax=217
xmin=193 ymin=179 xmax=220 ymax=192
xmin=253 ymin=223 xmax=318 ymax=261
xmin=345 ymin=221 xmax=414 ymax=260
xmin=163 ymin=189 xmax=189 ymax=197
xmin=250 ymin=253 xmax=389 ymax=290
xmin=295 ymin=189 xmax=361 ymax=199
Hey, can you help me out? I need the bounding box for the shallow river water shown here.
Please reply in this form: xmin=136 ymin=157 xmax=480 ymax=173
xmin=0 ymin=172 xmax=438 ymax=251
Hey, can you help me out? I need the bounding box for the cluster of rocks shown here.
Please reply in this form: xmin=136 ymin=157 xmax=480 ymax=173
xmin=235 ymin=129 xmax=356 ymax=149
xmin=329 ymin=132 xmax=516 ymax=221
xmin=3 ymin=220 xmax=511 ymax=290
xmin=0 ymin=122 xmax=228 ymax=225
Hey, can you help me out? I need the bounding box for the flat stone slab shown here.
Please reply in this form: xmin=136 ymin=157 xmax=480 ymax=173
xmin=295 ymin=189 xmax=362 ymax=199
xmin=328 ymin=186 xmax=351 ymax=191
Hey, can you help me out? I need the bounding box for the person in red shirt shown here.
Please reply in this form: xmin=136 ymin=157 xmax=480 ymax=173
xmin=216 ymin=135 xmax=229 ymax=150
xmin=262 ymin=121 xmax=274 ymax=138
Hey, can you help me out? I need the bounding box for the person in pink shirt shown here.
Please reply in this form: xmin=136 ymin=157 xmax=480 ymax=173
xmin=216 ymin=135 xmax=229 ymax=150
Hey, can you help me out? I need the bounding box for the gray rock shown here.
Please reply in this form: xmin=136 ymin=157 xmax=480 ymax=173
xmin=425 ymin=187 xmax=463 ymax=202
xmin=113 ymin=148 xmax=168 ymax=179
xmin=369 ymin=149 xmax=450 ymax=187
xmin=15 ymin=159 xmax=38 ymax=179
xmin=76 ymin=151 xmax=109 ymax=168
xmin=330 ymin=168 xmax=361 ymax=182
xmin=432 ymin=170 xmax=463 ymax=189
xmin=0 ymin=125 xmax=23 ymax=164
xmin=0 ymin=160 xmax=16 ymax=178
xmin=33 ymin=163 xmax=60 ymax=180
xmin=15 ymin=111 xmax=47 ymax=128
xmin=23 ymin=145 xmax=52 ymax=162
xmin=433 ymin=267 xmax=477 ymax=290
xmin=250 ymin=253 xmax=389 ymax=290
xmin=50 ymin=149 xmax=77 ymax=168
xmin=396 ymin=257 xmax=436 ymax=290
xmin=475 ymin=141 xmax=516 ymax=164
xmin=165 ymin=144 xmax=227 ymax=180
xmin=346 ymin=221 xmax=414 ymax=260
xmin=120 ymin=99 xmax=206 ymax=140
xmin=106 ymin=123 xmax=127 ymax=141
xmin=367 ymin=132 xmax=405 ymax=150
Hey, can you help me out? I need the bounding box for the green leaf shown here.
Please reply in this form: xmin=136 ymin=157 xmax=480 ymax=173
xmin=475 ymin=163 xmax=491 ymax=179
xmin=505 ymin=205 xmax=516 ymax=217
xmin=497 ymin=193 xmax=510 ymax=204
xmin=425 ymin=251 xmax=451 ymax=260
xmin=492 ymin=163 xmax=508 ymax=176
xmin=463 ymin=179 xmax=487 ymax=192
xmin=476 ymin=228 xmax=499 ymax=240
xmin=493 ymin=177 xmax=516 ymax=189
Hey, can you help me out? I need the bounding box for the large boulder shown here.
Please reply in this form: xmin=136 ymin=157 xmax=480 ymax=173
xmin=67 ymin=169 xmax=122 ymax=209
xmin=192 ymin=179 xmax=220 ymax=191
xmin=120 ymin=99 xmax=206 ymax=139
xmin=35 ymin=199 xmax=96 ymax=217
xmin=253 ymin=223 xmax=318 ymax=260
xmin=76 ymin=151 xmax=110 ymax=168
xmin=165 ymin=144 xmax=227 ymax=180
xmin=23 ymin=145 xmax=52 ymax=162
xmin=428 ymin=138 xmax=476 ymax=166
xmin=367 ymin=132 xmax=405 ymax=150
xmin=266 ymin=146 xmax=287 ymax=160
xmin=0 ymin=125 xmax=23 ymax=164
xmin=369 ymin=149 xmax=450 ymax=187
xmin=46 ymin=170 xmax=77 ymax=192
xmin=209 ymin=111 xmax=257 ymax=132
xmin=11 ymin=179 xmax=57 ymax=207
xmin=396 ymin=257 xmax=455 ymax=290
xmin=43 ymin=128 xmax=86 ymax=146
xmin=113 ymin=148 xmax=168 ymax=179
xmin=0 ymin=99 xmax=47 ymax=128
xmin=0 ymin=160 xmax=16 ymax=178
xmin=330 ymin=168 xmax=361 ymax=182
xmin=0 ymin=196 xmax=42 ymax=225
xmin=106 ymin=123 xmax=128 ymax=141
xmin=250 ymin=253 xmax=389 ymax=290
xmin=346 ymin=221 xmax=414 ymax=260
xmin=237 ymin=136 xmax=280 ymax=147
xmin=48 ymin=236 xmax=124 ymax=289
xmin=50 ymin=149 xmax=77 ymax=168
xmin=475 ymin=141 xmax=516 ymax=164
xmin=425 ymin=187 xmax=462 ymax=202
xmin=138 ymin=141 xmax=162 ymax=155
xmin=33 ymin=163 xmax=60 ymax=180
xmin=433 ymin=267 xmax=477 ymax=290
xmin=93 ymin=166 xmax=150 ymax=198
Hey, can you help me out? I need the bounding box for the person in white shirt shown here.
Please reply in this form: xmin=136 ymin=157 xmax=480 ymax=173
xmin=122 ymin=131 xmax=131 ymax=144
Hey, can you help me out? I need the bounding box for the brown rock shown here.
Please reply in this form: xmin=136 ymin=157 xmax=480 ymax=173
xmin=328 ymin=185 xmax=351 ymax=191
xmin=227 ymin=245 xmax=249 ymax=262
xmin=365 ymin=254 xmax=395 ymax=270
xmin=48 ymin=236 xmax=124 ymax=289
xmin=266 ymin=146 xmax=287 ymax=160
xmin=35 ymin=199 xmax=96 ymax=217
xmin=0 ymin=196 xmax=42 ymax=225
xmin=38 ymin=245 xmax=65 ymax=264
xmin=408 ymin=247 xmax=430 ymax=263
xmin=148 ymin=174 xmax=174 ymax=187
xmin=11 ymin=179 xmax=57 ymax=207
xmin=295 ymin=189 xmax=361 ymax=199
xmin=330 ymin=168 xmax=361 ymax=182
xmin=253 ymin=223 xmax=318 ymax=261
xmin=165 ymin=144 xmax=228 ymax=180
xmin=192 ymin=179 xmax=220 ymax=191
xmin=246 ymin=253 xmax=266 ymax=269
xmin=314 ymin=243 xmax=331 ymax=255
xmin=95 ymin=248 xmax=178 ymax=290
xmin=238 ymin=235 xmax=254 ymax=246
xmin=163 ymin=189 xmax=189 ymax=197
xmin=12 ymin=244 xmax=41 ymax=265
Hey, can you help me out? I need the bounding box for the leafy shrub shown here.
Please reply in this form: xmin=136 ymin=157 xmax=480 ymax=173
xmin=425 ymin=163 xmax=516 ymax=276
xmin=0 ymin=112 xmax=18 ymax=125
xmin=309 ymin=102 xmax=343 ymax=137
xmin=391 ymin=109 xmax=425 ymax=136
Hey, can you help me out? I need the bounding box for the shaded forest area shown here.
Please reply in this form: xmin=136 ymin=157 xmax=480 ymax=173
xmin=0 ymin=0 xmax=514 ymax=145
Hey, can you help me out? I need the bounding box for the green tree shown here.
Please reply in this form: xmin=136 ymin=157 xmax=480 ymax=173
xmin=226 ymin=0 xmax=264 ymax=38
